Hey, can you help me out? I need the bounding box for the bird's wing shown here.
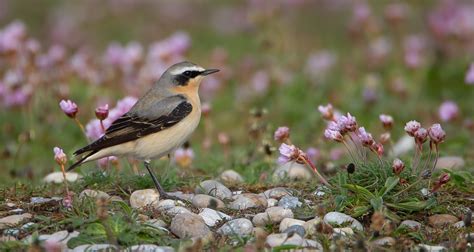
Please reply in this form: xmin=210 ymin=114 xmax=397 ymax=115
xmin=73 ymin=94 xmax=192 ymax=156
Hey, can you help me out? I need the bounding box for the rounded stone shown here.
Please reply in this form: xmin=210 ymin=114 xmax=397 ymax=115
xmin=333 ymin=227 xmax=354 ymax=236
xmin=195 ymin=180 xmax=232 ymax=200
xmin=283 ymin=225 xmax=306 ymax=238
xmin=265 ymin=233 xmax=322 ymax=249
xmin=273 ymin=162 xmax=313 ymax=182
xmin=0 ymin=213 xmax=33 ymax=229
xmin=198 ymin=208 xmax=231 ymax=227
xmin=229 ymin=193 xmax=267 ymax=210
xmin=373 ymin=237 xmax=396 ymax=247
xmin=400 ymin=220 xmax=422 ymax=230
xmin=428 ymin=214 xmax=458 ymax=228
xmin=192 ymin=194 xmax=225 ymax=209
xmin=303 ymin=217 xmax=323 ymax=235
xmin=267 ymin=198 xmax=278 ymax=207
xmin=72 ymin=244 xmax=117 ymax=252
xmin=170 ymin=213 xmax=213 ymax=240
xmin=128 ymin=245 xmax=174 ymax=252
xmin=252 ymin=207 xmax=294 ymax=227
xmin=79 ymin=189 xmax=110 ymax=199
xmin=217 ymin=218 xmax=253 ymax=237
xmin=36 ymin=230 xmax=80 ymax=249
xmin=435 ymin=156 xmax=465 ymax=170
xmin=262 ymin=187 xmax=294 ymax=199
xmin=219 ymin=169 xmax=244 ymax=184
xmin=43 ymin=172 xmax=81 ymax=183
xmin=278 ymin=196 xmax=302 ymax=209
xmin=146 ymin=219 xmax=167 ymax=229
xmin=323 ymin=212 xmax=364 ymax=231
xmin=129 ymin=189 xmax=160 ymax=209
xmin=279 ymin=218 xmax=305 ymax=233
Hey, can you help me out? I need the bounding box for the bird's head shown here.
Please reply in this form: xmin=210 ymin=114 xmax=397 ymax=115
xmin=159 ymin=61 xmax=219 ymax=94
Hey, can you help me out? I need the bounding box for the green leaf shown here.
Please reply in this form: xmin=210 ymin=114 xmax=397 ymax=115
xmin=370 ymin=197 xmax=383 ymax=211
xmin=386 ymin=198 xmax=436 ymax=212
xmin=343 ymin=184 xmax=375 ymax=201
xmin=335 ymin=195 xmax=348 ymax=211
xmin=383 ymin=208 xmax=401 ymax=223
xmin=378 ymin=177 xmax=400 ymax=197
xmin=352 ymin=205 xmax=372 ymax=217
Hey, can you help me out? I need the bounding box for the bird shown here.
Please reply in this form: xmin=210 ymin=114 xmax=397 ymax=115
xmin=68 ymin=61 xmax=219 ymax=200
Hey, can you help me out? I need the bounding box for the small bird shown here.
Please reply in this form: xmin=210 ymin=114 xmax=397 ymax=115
xmin=68 ymin=61 xmax=219 ymax=200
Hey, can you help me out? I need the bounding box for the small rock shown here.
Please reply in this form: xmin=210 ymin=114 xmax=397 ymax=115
xmin=253 ymin=207 xmax=294 ymax=227
xmin=283 ymin=225 xmax=306 ymax=238
xmin=278 ymin=196 xmax=302 ymax=209
xmin=421 ymin=188 xmax=429 ymax=196
xmin=199 ymin=208 xmax=231 ymax=227
xmin=262 ymin=187 xmax=294 ymax=199
xmin=79 ymin=189 xmax=110 ymax=199
xmin=21 ymin=222 xmax=35 ymax=230
xmin=428 ymin=214 xmax=458 ymax=228
xmin=43 ymin=172 xmax=81 ymax=183
xmin=304 ymin=217 xmax=323 ymax=235
xmin=229 ymin=193 xmax=267 ymax=210
xmin=435 ymin=156 xmax=465 ymax=170
xmin=217 ymin=218 xmax=253 ymax=237
xmin=273 ymin=162 xmax=313 ymax=182
xmin=9 ymin=208 xmax=24 ymax=214
xmin=400 ymin=220 xmax=422 ymax=230
xmin=155 ymin=199 xmax=178 ymax=212
xmin=392 ymin=135 xmax=414 ymax=156
xmin=30 ymin=197 xmax=55 ymax=204
xmin=0 ymin=213 xmax=33 ymax=229
xmin=128 ymin=245 xmax=174 ymax=252
xmin=279 ymin=218 xmax=305 ymax=233
xmin=417 ymin=244 xmax=446 ymax=252
xmin=195 ymin=180 xmax=232 ymax=200
xmin=333 ymin=227 xmax=354 ymax=236
xmin=129 ymin=189 xmax=160 ymax=209
xmin=373 ymin=237 xmax=396 ymax=247
xmin=6 ymin=203 xmax=15 ymax=208
xmin=164 ymin=206 xmax=192 ymax=218
xmin=265 ymin=233 xmax=322 ymax=249
xmin=170 ymin=213 xmax=213 ymax=240
xmin=267 ymin=198 xmax=278 ymax=207
xmin=324 ymin=212 xmax=364 ymax=231
xmin=146 ymin=219 xmax=167 ymax=229
xmin=37 ymin=230 xmax=80 ymax=249
xmin=72 ymin=244 xmax=117 ymax=252
xmin=167 ymin=191 xmax=195 ymax=202
xmin=219 ymin=170 xmax=244 ymax=184
xmin=453 ymin=220 xmax=465 ymax=228
xmin=192 ymin=194 xmax=225 ymax=209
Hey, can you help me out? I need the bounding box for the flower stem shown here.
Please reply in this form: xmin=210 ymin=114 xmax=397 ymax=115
xmin=342 ymin=140 xmax=358 ymax=164
xmin=59 ymin=164 xmax=70 ymax=195
xmin=393 ymin=178 xmax=423 ymax=197
xmin=302 ymin=156 xmax=331 ymax=188
xmin=74 ymin=117 xmax=87 ymax=138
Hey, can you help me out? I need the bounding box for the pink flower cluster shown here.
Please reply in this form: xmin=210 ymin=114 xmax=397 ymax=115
xmin=405 ymin=120 xmax=446 ymax=147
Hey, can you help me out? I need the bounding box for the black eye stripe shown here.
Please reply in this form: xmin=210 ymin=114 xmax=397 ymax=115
xmin=182 ymin=70 xmax=201 ymax=78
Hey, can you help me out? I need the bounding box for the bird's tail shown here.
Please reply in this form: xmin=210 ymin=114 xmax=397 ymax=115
xmin=67 ymin=150 xmax=98 ymax=171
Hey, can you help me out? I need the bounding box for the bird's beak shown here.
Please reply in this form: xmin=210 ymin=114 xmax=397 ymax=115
xmin=201 ymin=69 xmax=220 ymax=76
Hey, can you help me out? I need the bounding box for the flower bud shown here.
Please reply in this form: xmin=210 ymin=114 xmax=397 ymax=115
xmin=274 ymin=126 xmax=290 ymax=142
xmin=59 ymin=99 xmax=78 ymax=118
xmin=53 ymin=147 xmax=67 ymax=166
xmin=95 ymin=104 xmax=109 ymax=120
xmin=392 ymin=158 xmax=405 ymax=175
xmin=404 ymin=120 xmax=421 ymax=137
xmin=379 ymin=114 xmax=394 ymax=130
xmin=318 ymin=104 xmax=334 ymax=121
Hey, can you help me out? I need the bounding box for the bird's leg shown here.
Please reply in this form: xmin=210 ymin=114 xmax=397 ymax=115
xmin=143 ymin=160 xmax=181 ymax=201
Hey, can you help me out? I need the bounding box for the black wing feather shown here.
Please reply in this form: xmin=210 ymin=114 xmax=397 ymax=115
xmin=73 ymin=101 xmax=193 ymax=156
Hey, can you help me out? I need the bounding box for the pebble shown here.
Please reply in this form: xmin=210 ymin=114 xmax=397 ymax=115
xmin=265 ymin=233 xmax=322 ymax=249
xmin=417 ymin=244 xmax=447 ymax=252
xmin=283 ymin=225 xmax=306 ymax=238
xmin=9 ymin=208 xmax=24 ymax=214
xmin=163 ymin=206 xmax=192 ymax=218
xmin=453 ymin=220 xmax=465 ymax=228
xmin=304 ymin=217 xmax=323 ymax=235
xmin=267 ymin=198 xmax=278 ymax=207
xmin=273 ymin=162 xmax=313 ymax=182
xmin=6 ymin=202 xmax=15 ymax=208
xmin=72 ymin=244 xmax=117 ymax=252
xmin=253 ymin=207 xmax=294 ymax=227
xmin=428 ymin=214 xmax=458 ymax=228
xmin=37 ymin=230 xmax=80 ymax=249
xmin=129 ymin=189 xmax=160 ymax=209
xmin=279 ymin=218 xmax=305 ymax=232
xmin=217 ymin=218 xmax=253 ymax=237
xmin=435 ymin=156 xmax=465 ymax=170
xmin=192 ymin=194 xmax=225 ymax=209
xmin=229 ymin=193 xmax=267 ymax=210
xmin=79 ymin=189 xmax=110 ymax=199
xmin=167 ymin=191 xmax=195 ymax=202
xmin=323 ymin=212 xmax=364 ymax=231
xmin=170 ymin=213 xmax=213 ymax=240
xmin=262 ymin=187 xmax=294 ymax=199
xmin=43 ymin=172 xmax=81 ymax=183
xmin=373 ymin=237 xmax=396 ymax=247
xmin=155 ymin=199 xmax=179 ymax=212
xmin=278 ymin=196 xmax=302 ymax=209
xmin=400 ymin=220 xmax=422 ymax=230
xmin=0 ymin=213 xmax=33 ymax=229
xmin=128 ymin=245 xmax=174 ymax=252
xmin=30 ymin=197 xmax=56 ymax=204
xmin=146 ymin=219 xmax=167 ymax=229
xmin=219 ymin=169 xmax=244 ymax=184
xmin=198 ymin=208 xmax=231 ymax=227
xmin=333 ymin=227 xmax=354 ymax=236
xmin=195 ymin=180 xmax=232 ymax=200
xmin=392 ymin=135 xmax=414 ymax=156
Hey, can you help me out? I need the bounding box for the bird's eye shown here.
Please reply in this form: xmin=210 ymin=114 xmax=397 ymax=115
xmin=183 ymin=71 xmax=191 ymax=76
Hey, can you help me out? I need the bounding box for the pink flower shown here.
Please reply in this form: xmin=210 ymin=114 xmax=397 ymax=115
xmin=438 ymin=100 xmax=459 ymax=122
xmin=379 ymin=132 xmax=391 ymax=144
xmin=218 ymin=132 xmax=230 ymax=145
xmin=357 ymin=127 xmax=374 ymax=147
xmin=98 ymin=156 xmax=118 ymax=168
xmin=53 ymin=147 xmax=67 ymax=165
xmin=278 ymin=143 xmax=304 ymax=164
xmin=305 ymin=51 xmax=337 ymax=80
xmin=392 ymin=158 xmax=405 ymax=175
xmin=414 ymin=128 xmax=428 ymax=145
xmin=379 ymin=114 xmax=394 ymax=130
xmin=404 ymin=120 xmax=421 ymax=137
xmin=306 ymin=147 xmax=320 ymax=162
xmin=95 ymin=104 xmax=109 ymax=120
xmin=466 ymin=63 xmax=474 ymax=85
xmin=201 ymin=102 xmax=211 ymax=116
xmin=274 ymin=126 xmax=290 ymax=142
xmin=63 ymin=192 xmax=73 ymax=209
xmin=59 ymin=99 xmax=78 ymax=118
xmin=336 ymin=113 xmax=357 ymax=133
xmin=428 ymin=123 xmax=446 ymax=144
xmin=432 ymin=173 xmax=450 ymax=192
xmin=324 ymin=129 xmax=343 ymax=142
xmin=373 ymin=142 xmax=384 ymax=157
xmin=318 ymin=104 xmax=334 ymax=120
xmin=85 ymin=119 xmax=104 ymax=141
xmin=174 ymin=147 xmax=194 ymax=168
